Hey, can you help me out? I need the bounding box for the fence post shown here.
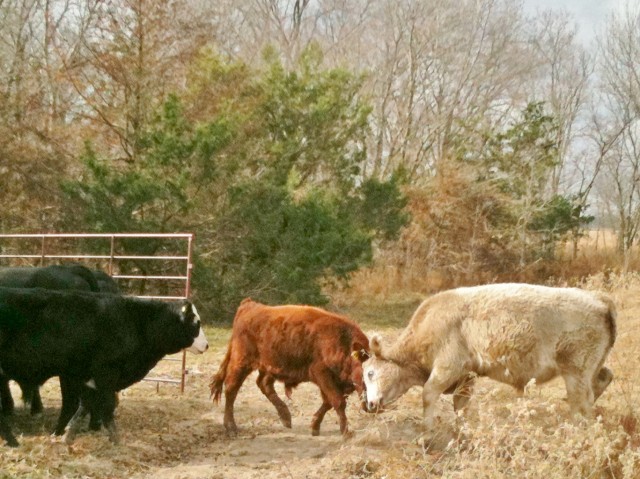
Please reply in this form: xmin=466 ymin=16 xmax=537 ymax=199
xmin=180 ymin=234 xmax=195 ymax=393
xmin=39 ymin=235 xmax=46 ymax=266
xmin=109 ymin=236 xmax=115 ymax=275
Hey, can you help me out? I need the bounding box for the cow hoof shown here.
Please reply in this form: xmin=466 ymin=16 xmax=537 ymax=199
xmin=225 ymin=426 xmax=238 ymax=438
xmin=342 ymin=430 xmax=354 ymax=440
xmin=311 ymin=428 xmax=320 ymax=436
xmin=281 ymin=418 xmax=292 ymax=429
xmin=89 ymin=422 xmax=102 ymax=431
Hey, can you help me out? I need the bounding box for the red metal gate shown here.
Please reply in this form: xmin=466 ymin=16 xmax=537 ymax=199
xmin=0 ymin=232 xmax=195 ymax=392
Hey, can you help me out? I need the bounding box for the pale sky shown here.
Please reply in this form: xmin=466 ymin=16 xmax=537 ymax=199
xmin=523 ymin=0 xmax=629 ymax=44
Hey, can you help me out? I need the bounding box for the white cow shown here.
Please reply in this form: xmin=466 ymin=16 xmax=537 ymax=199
xmin=363 ymin=283 xmax=616 ymax=429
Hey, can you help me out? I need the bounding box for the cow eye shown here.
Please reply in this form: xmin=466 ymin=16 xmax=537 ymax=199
xmin=367 ymin=370 xmax=374 ymax=380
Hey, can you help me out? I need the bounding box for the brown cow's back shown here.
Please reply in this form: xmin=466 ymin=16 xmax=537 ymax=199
xmin=235 ymin=301 xmax=363 ymax=364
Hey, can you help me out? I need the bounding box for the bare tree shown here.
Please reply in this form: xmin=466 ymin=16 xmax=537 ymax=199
xmin=0 ymin=0 xmax=97 ymax=230
xmin=593 ymin=2 xmax=640 ymax=266
xmin=361 ymin=0 xmax=537 ymax=182
xmin=62 ymin=0 xmax=200 ymax=162
xmin=527 ymin=11 xmax=593 ymax=196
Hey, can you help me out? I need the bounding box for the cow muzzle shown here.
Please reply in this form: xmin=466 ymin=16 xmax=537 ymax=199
xmin=187 ymin=327 xmax=209 ymax=354
xmin=365 ymin=395 xmax=385 ymax=413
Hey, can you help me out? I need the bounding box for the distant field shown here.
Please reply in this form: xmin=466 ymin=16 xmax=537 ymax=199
xmin=1 ymin=274 xmax=639 ymax=478
xmin=560 ymin=228 xmax=618 ymax=256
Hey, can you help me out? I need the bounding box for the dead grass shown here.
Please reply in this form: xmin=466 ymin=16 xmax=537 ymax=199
xmin=334 ymin=228 xmax=640 ymax=305
xmin=2 ymin=275 xmax=640 ymax=478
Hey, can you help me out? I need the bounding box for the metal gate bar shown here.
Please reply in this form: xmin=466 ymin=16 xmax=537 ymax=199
xmin=0 ymin=232 xmax=195 ymax=392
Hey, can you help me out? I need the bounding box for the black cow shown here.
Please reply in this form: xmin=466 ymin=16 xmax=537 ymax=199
xmin=0 ymin=264 xmax=99 ymax=416
xmin=0 ymin=287 xmax=208 ymax=447
xmin=0 ymin=264 xmax=120 ymax=422
xmin=0 ymin=264 xmax=101 ymax=292
xmin=90 ymin=269 xmax=121 ymax=294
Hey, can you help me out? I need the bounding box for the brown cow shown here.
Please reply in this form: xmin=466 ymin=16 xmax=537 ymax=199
xmin=210 ymin=299 xmax=370 ymax=436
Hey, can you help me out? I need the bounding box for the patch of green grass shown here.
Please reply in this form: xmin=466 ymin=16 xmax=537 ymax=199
xmin=203 ymin=298 xmax=425 ymax=332
xmin=203 ymin=324 xmax=231 ymax=350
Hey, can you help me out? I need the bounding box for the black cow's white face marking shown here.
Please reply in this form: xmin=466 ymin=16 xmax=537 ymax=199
xmin=184 ymin=303 xmax=208 ymax=354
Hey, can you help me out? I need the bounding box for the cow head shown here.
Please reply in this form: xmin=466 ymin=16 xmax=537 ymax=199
xmin=347 ymin=352 xmax=369 ymax=398
xmin=180 ymin=301 xmax=209 ymax=354
xmin=362 ymin=333 xmax=415 ymax=413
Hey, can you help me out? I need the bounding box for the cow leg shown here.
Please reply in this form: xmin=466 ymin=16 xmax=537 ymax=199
xmin=76 ymin=384 xmax=118 ymax=442
xmin=558 ymin=351 xmax=598 ymax=417
xmin=84 ymin=385 xmax=106 ymax=431
xmin=19 ymin=382 xmax=33 ymax=410
xmin=88 ymin=408 xmax=103 ymax=431
xmin=256 ymin=371 xmax=291 ymax=428
xmin=24 ymin=385 xmax=44 ymax=415
xmin=0 ymin=413 xmax=18 ymax=447
xmin=451 ymin=374 xmax=475 ymax=412
xmin=562 ymin=373 xmax=594 ymax=417
xmin=54 ymin=377 xmax=82 ymax=435
xmin=421 ymin=360 xmax=467 ymax=430
xmin=310 ymin=365 xmax=349 ymax=436
xmin=223 ymin=366 xmax=251 ymax=436
xmin=310 ymin=391 xmax=332 ymax=436
xmin=0 ymin=377 xmax=14 ymax=416
xmin=63 ymin=401 xmax=89 ymax=445
xmin=31 ymin=391 xmax=44 ymax=415
xmin=98 ymin=391 xmax=119 ymax=444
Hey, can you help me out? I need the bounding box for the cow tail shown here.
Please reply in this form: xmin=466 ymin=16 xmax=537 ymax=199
xmin=210 ymin=299 xmax=254 ymax=403
xmin=209 ymin=344 xmax=231 ymax=404
xmin=603 ymin=295 xmax=617 ymax=349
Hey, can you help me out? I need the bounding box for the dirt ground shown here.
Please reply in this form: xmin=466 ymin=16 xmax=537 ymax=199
xmin=1 ymin=337 xmax=444 ymax=479
xmin=1 ymin=279 xmax=640 ymax=478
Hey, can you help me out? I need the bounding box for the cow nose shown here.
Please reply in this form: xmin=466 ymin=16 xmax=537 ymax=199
xmin=205 ymin=343 xmax=209 ymax=351
xmin=367 ymin=400 xmax=376 ymax=412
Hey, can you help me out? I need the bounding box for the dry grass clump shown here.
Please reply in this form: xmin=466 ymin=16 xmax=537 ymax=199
xmin=329 ymin=382 xmax=640 ymax=479
xmin=437 ymin=399 xmax=638 ymax=478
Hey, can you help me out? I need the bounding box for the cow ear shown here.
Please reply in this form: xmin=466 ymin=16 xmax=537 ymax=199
xmin=180 ymin=301 xmax=194 ymax=321
xmin=351 ymin=349 xmax=370 ymax=362
xmin=370 ymin=333 xmax=385 ymax=359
